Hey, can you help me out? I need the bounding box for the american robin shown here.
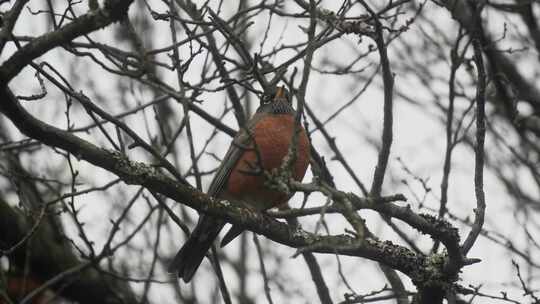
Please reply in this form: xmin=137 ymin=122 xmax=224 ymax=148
xmin=168 ymin=86 xmax=310 ymax=282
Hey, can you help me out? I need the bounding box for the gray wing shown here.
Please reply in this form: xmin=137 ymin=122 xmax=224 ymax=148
xmin=207 ymin=114 xmax=262 ymax=197
xmin=206 ymin=140 xmax=243 ymax=197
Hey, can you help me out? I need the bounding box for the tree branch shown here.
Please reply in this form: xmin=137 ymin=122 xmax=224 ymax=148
xmin=0 ymin=0 xmax=134 ymax=84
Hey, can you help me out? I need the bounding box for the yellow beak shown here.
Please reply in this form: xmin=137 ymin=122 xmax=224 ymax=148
xmin=275 ymin=86 xmax=286 ymax=99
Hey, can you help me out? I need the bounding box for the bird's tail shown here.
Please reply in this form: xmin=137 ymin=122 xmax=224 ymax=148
xmin=168 ymin=215 xmax=224 ymax=282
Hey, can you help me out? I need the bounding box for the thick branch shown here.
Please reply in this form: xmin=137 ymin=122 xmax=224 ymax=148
xmin=0 ymin=85 xmax=430 ymax=281
xmin=461 ymin=1 xmax=487 ymax=255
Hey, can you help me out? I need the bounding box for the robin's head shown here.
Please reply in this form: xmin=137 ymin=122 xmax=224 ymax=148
xmin=258 ymin=86 xmax=294 ymax=115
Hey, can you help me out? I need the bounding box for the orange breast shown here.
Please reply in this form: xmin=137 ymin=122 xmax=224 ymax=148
xmin=224 ymin=115 xmax=310 ymax=210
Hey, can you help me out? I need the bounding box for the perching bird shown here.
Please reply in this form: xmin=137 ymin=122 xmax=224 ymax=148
xmin=168 ymin=86 xmax=310 ymax=282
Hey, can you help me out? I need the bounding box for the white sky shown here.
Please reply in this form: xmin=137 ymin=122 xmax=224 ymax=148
xmin=1 ymin=1 xmax=538 ymax=303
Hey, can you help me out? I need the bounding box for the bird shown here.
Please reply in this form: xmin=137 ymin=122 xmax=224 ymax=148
xmin=168 ymin=86 xmax=310 ymax=282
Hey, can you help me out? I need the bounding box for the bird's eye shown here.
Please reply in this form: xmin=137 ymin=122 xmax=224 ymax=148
xmin=261 ymin=95 xmax=272 ymax=105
